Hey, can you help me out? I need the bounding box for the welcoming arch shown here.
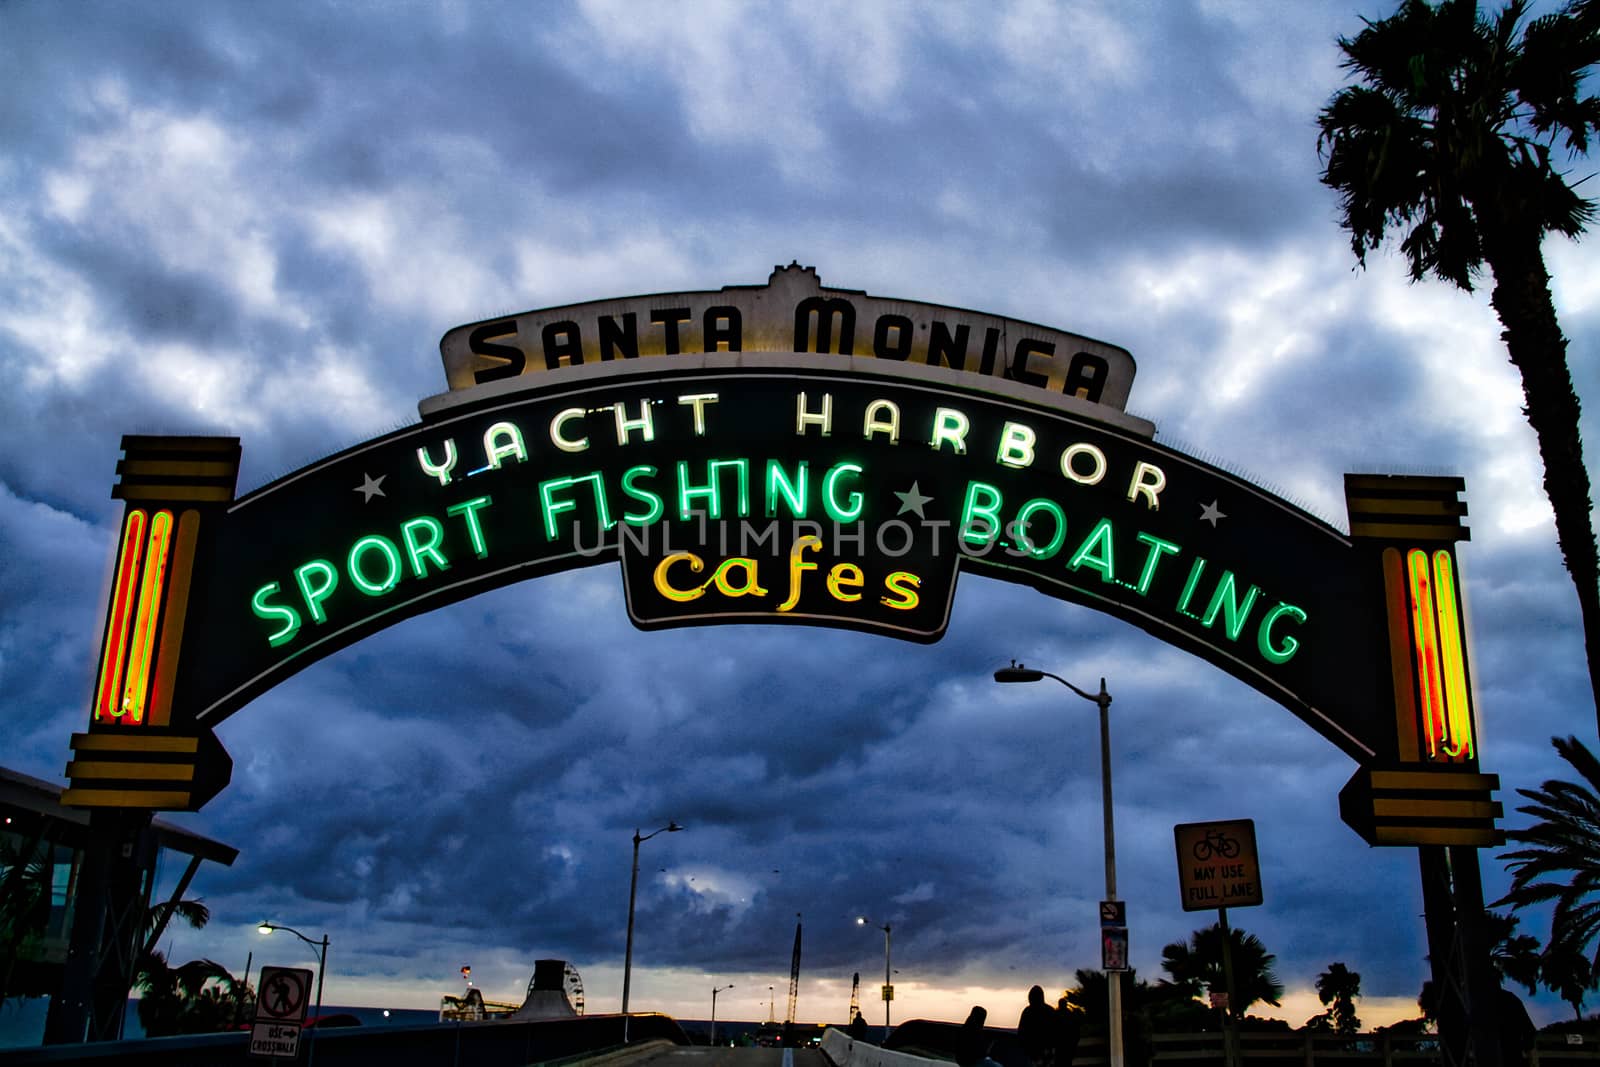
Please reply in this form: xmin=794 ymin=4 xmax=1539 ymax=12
xmin=50 ymin=265 xmax=1504 ymax=1054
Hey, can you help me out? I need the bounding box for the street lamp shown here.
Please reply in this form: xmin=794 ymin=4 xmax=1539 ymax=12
xmin=994 ymin=661 xmax=1123 ymax=1067
xmin=622 ymin=821 xmax=683 ymax=1040
xmin=855 ymin=916 xmax=893 ymax=1033
xmin=710 ymin=984 xmax=734 ymax=1045
xmin=257 ymin=922 xmax=329 ymax=1066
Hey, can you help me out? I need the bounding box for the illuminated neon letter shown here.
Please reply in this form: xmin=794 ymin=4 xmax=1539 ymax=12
xmin=881 ymin=571 xmax=921 ymax=610
xmin=863 ymin=400 xmax=901 ymax=444
xmin=1131 ymin=534 xmax=1181 ymax=596
xmin=678 ymin=460 xmax=750 ymax=521
xmin=1060 ymin=444 xmax=1106 ymax=486
xmin=766 ymin=461 xmax=809 ymax=518
xmin=826 ymin=563 xmax=864 ymax=602
xmin=822 ymin=463 xmax=864 ymax=523
xmin=613 ymin=400 xmax=655 ymax=445
xmin=541 ymin=474 xmax=613 ymax=539
xmin=654 ymin=553 xmax=708 ymax=601
xmin=930 ymin=407 xmax=970 ymax=454
xmin=622 ymin=465 xmax=664 ymax=525
xmin=295 ymin=559 xmax=339 ymax=624
xmin=483 ymin=422 xmax=526 ymax=469
xmin=417 ymin=440 xmax=458 ymax=485
xmin=1067 ymin=518 xmax=1117 ymax=582
xmin=1200 ymin=570 xmax=1261 ymax=640
xmin=550 ymin=408 xmax=589 ymax=453
xmin=94 ymin=509 xmax=146 ymax=721
xmin=1257 ymin=602 xmax=1306 ymax=665
xmin=251 ymin=583 xmax=302 ymax=648
xmin=401 ymin=517 xmax=449 ymax=577
xmin=679 ymin=393 xmax=719 ymax=435
xmin=1012 ymin=498 xmax=1067 ymax=559
xmin=778 ymin=536 xmax=822 ymax=612
xmin=1431 ymin=550 xmax=1474 ymax=759
xmin=712 ymin=558 xmax=768 ymax=598
xmin=1127 ymin=461 xmax=1166 ymax=510
xmin=349 ymin=535 xmax=402 ymax=596
xmin=960 ymin=481 xmax=1003 ymax=546
xmin=796 ymin=392 xmax=833 ymax=436
xmin=120 ymin=510 xmax=174 ymax=722
xmin=997 ymin=422 xmax=1036 ymax=469
xmin=446 ymin=496 xmax=492 ymax=558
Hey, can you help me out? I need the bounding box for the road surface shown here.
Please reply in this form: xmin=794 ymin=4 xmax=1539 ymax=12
xmin=623 ymin=1044 xmax=832 ymax=1067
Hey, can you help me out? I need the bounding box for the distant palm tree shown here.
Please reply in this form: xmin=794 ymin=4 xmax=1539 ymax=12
xmin=1498 ymin=735 xmax=1600 ymax=1005
xmin=1160 ymin=924 xmax=1284 ymax=1023
xmin=1484 ymin=908 xmax=1543 ymax=994
xmin=1312 ymin=962 xmax=1362 ymax=1034
xmin=0 ymin=836 xmax=52 ymax=1000
xmin=1317 ymin=0 xmax=1600 ymax=729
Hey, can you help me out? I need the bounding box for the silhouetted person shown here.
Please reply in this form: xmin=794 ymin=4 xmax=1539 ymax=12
xmin=848 ymin=1010 xmax=870 ymax=1042
xmin=1053 ymin=996 xmax=1081 ymax=1067
xmin=1496 ymin=985 xmax=1536 ymax=1067
xmin=1017 ymin=986 xmax=1055 ymax=1067
xmin=957 ymin=1005 xmax=999 ymax=1067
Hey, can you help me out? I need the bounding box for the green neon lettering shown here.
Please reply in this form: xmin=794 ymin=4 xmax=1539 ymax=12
xmin=1132 ymin=533 xmax=1181 ymax=595
xmin=1067 ymin=518 xmax=1116 ymax=582
xmin=960 ymin=481 xmax=1003 ymax=546
xmin=766 ymin=461 xmax=809 ymax=518
xmin=483 ymin=421 xmax=526 ymax=469
xmin=677 ymin=460 xmax=750 ymax=520
xmin=349 ymin=535 xmax=402 ymax=595
xmin=822 ymin=462 xmax=864 ymax=522
xmin=294 ymin=559 xmax=338 ymax=624
xmin=1175 ymin=558 xmax=1207 ymax=619
xmin=1200 ymin=570 xmax=1261 ymax=640
xmin=1013 ymin=498 xmax=1067 ymax=559
xmin=622 ymin=465 xmax=664 ymax=525
xmin=417 ymin=440 xmax=458 ymax=486
xmin=251 ymin=582 xmax=302 ymax=648
xmin=540 ymin=474 xmax=613 ymax=539
xmin=446 ymin=496 xmax=492 ymax=558
xmin=400 ymin=517 xmax=449 ymax=578
xmin=1258 ymin=602 xmax=1307 ymax=664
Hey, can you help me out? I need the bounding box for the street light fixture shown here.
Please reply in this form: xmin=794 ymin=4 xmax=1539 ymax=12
xmin=622 ymin=821 xmax=683 ymax=1041
xmin=710 ymin=984 xmax=734 ymax=1045
xmin=994 ymin=661 xmax=1123 ymax=1067
xmin=855 ymin=916 xmax=893 ymax=1033
xmin=257 ymin=922 xmax=330 ymax=1067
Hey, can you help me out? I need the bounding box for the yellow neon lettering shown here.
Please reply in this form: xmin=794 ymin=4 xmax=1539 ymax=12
xmin=826 ymin=563 xmax=864 ymax=602
xmin=778 ymin=536 xmax=821 ymax=612
xmin=654 ymin=552 xmax=708 ymax=601
xmin=880 ymin=571 xmax=922 ymax=611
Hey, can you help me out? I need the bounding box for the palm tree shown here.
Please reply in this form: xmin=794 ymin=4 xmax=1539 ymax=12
xmin=1498 ymin=735 xmax=1600 ymax=995
xmin=1317 ymin=0 xmax=1600 ymax=729
xmin=0 ymin=836 xmax=52 ymax=1001
xmin=1540 ymin=941 xmax=1597 ymax=1019
xmin=1312 ymin=962 xmax=1362 ymax=1034
xmin=1484 ymin=908 xmax=1543 ymax=994
xmin=1160 ymin=924 xmax=1285 ymax=1023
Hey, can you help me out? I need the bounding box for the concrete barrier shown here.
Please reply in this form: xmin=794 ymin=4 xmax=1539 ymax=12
xmin=822 ymin=1028 xmax=950 ymax=1067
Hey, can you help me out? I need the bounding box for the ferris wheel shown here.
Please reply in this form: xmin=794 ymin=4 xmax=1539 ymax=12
xmin=564 ymin=962 xmax=585 ymax=1015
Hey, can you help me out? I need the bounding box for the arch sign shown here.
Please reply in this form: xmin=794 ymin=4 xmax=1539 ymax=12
xmin=62 ymin=265 xmax=1499 ymax=846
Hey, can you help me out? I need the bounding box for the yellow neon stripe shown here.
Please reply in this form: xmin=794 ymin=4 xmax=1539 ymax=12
xmin=1432 ymin=551 xmax=1475 ymax=760
xmin=95 ymin=510 xmax=147 ymax=722
xmin=148 ymin=510 xmax=199 ymax=727
xmin=70 ymin=733 xmax=198 ymax=753
xmin=120 ymin=510 xmax=173 ymax=724
xmin=66 ymin=760 xmax=195 ymax=781
xmin=60 ymin=788 xmax=193 ymax=809
xmin=1407 ymin=548 xmax=1447 ymax=759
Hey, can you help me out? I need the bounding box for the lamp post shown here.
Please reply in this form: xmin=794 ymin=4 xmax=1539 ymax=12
xmin=622 ymin=821 xmax=682 ymax=1041
xmin=994 ymin=662 xmax=1122 ymax=1067
xmin=257 ymin=922 xmax=329 ymax=1067
xmin=710 ymin=984 xmax=733 ymax=1045
xmin=855 ymin=916 xmax=892 ymax=1033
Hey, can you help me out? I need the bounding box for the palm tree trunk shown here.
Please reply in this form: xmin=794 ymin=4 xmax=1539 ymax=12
xmin=1481 ymin=223 xmax=1600 ymax=734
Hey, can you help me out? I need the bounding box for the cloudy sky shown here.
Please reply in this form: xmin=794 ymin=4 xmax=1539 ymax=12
xmin=4 ymin=0 xmax=1599 ymax=1033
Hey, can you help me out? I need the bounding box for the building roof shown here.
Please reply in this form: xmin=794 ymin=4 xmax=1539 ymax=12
xmin=0 ymin=765 xmax=238 ymax=866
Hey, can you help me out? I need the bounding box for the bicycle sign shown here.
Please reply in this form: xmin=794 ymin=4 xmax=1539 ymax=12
xmin=1174 ymin=819 xmax=1262 ymax=912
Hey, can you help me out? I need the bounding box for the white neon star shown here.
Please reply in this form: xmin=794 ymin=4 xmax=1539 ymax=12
xmin=1199 ymin=500 xmax=1226 ymax=527
xmin=355 ymin=473 xmax=387 ymax=502
xmin=894 ymin=481 xmax=934 ymax=518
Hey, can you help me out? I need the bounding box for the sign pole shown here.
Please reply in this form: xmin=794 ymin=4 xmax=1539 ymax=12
xmin=1218 ymin=906 xmax=1238 ymax=1067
